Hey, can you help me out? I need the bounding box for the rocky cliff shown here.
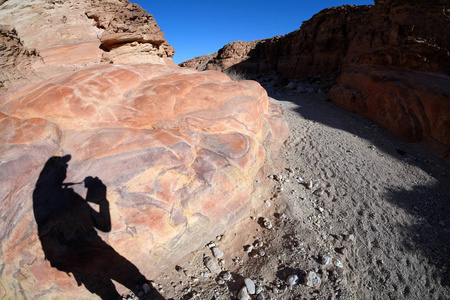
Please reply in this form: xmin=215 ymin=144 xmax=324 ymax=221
xmin=0 ymin=0 xmax=175 ymax=91
xmin=181 ymin=0 xmax=450 ymax=156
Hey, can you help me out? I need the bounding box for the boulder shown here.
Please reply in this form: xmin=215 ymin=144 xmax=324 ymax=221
xmin=0 ymin=64 xmax=289 ymax=298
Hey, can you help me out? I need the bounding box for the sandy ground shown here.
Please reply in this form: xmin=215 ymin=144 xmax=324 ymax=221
xmin=137 ymin=85 xmax=450 ymax=300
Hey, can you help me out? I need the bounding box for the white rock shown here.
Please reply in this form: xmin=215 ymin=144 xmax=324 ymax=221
xmin=321 ymin=254 xmax=332 ymax=265
xmin=286 ymin=275 xmax=299 ymax=290
xmin=255 ymin=286 xmax=263 ymax=294
xmin=334 ymin=259 xmax=343 ymax=268
xmin=244 ymin=278 xmax=256 ymax=294
xmin=212 ymin=247 xmax=224 ymax=258
xmin=203 ymin=255 xmax=221 ymax=273
xmin=222 ymin=271 xmax=232 ymax=281
xmin=304 ymin=271 xmax=321 ymax=288
xmin=238 ymin=286 xmax=250 ymax=300
xmin=263 ymin=219 xmax=273 ymax=229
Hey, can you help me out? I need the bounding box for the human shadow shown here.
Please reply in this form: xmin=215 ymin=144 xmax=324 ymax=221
xmin=33 ymin=155 xmax=164 ymax=299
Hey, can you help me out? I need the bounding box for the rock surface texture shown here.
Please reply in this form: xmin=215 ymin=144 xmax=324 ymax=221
xmin=0 ymin=0 xmax=175 ymax=91
xmin=181 ymin=0 xmax=450 ymax=156
xmin=0 ymin=64 xmax=289 ymax=298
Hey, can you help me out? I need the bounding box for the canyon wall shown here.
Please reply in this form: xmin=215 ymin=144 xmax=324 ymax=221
xmin=181 ymin=0 xmax=450 ymax=156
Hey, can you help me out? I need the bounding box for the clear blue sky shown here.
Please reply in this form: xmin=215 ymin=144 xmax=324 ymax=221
xmin=132 ymin=1 xmax=374 ymax=64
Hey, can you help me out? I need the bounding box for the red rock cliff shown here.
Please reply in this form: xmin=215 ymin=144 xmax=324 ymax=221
xmin=181 ymin=0 xmax=450 ymax=156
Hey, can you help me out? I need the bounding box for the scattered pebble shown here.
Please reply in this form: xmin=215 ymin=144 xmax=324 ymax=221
xmin=203 ymin=255 xmax=221 ymax=273
xmin=212 ymin=247 xmax=224 ymax=258
xmin=313 ymin=188 xmax=324 ymax=196
xmin=263 ymin=219 xmax=273 ymax=229
xmin=321 ymin=253 xmax=332 ymax=265
xmin=237 ymin=286 xmax=250 ymax=300
xmin=244 ymin=278 xmax=256 ymax=294
xmin=334 ymin=259 xmax=343 ymax=268
xmin=286 ymin=274 xmax=299 ymax=290
xmin=304 ymin=271 xmax=321 ymax=288
xmin=345 ymin=233 xmax=355 ymax=242
xmin=142 ymin=283 xmax=151 ymax=294
xmin=244 ymin=245 xmax=253 ymax=253
xmin=222 ymin=271 xmax=232 ymax=281
xmin=255 ymin=286 xmax=263 ymax=294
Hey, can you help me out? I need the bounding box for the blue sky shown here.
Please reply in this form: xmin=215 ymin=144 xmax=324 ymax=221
xmin=132 ymin=1 xmax=374 ymax=64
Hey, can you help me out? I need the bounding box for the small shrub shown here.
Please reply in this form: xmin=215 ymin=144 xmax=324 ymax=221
xmin=222 ymin=68 xmax=246 ymax=82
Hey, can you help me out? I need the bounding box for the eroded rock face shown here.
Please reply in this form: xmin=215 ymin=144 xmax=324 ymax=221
xmin=0 ymin=0 xmax=175 ymax=91
xmin=181 ymin=0 xmax=450 ymax=155
xmin=329 ymin=66 xmax=450 ymax=152
xmin=0 ymin=64 xmax=289 ymax=298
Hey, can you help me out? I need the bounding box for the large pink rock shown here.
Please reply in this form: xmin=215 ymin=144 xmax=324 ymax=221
xmin=0 ymin=64 xmax=289 ymax=298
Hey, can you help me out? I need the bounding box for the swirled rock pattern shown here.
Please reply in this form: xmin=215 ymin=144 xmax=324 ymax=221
xmin=0 ymin=64 xmax=289 ymax=298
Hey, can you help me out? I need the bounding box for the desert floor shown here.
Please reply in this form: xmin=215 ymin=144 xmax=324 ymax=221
xmin=141 ymin=84 xmax=450 ymax=300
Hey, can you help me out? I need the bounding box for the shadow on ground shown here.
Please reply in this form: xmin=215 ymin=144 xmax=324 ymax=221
xmin=384 ymin=182 xmax=450 ymax=286
xmin=261 ymin=83 xmax=450 ymax=286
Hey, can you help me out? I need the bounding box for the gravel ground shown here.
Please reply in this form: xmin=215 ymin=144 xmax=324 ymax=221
xmin=130 ymin=83 xmax=450 ymax=300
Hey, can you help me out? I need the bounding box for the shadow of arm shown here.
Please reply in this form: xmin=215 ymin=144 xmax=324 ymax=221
xmin=85 ymin=177 xmax=112 ymax=232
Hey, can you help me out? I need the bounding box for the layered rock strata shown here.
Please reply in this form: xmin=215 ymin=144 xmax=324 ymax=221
xmin=0 ymin=0 xmax=175 ymax=91
xmin=0 ymin=64 xmax=289 ymax=298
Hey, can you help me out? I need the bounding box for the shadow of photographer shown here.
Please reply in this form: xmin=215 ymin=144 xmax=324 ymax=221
xmin=33 ymin=155 xmax=164 ymax=299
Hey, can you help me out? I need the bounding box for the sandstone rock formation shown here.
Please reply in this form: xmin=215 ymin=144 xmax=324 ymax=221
xmin=0 ymin=64 xmax=289 ymax=298
xmin=0 ymin=0 xmax=175 ymax=91
xmin=181 ymin=0 xmax=450 ymax=156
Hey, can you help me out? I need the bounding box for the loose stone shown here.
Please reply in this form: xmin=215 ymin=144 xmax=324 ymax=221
xmin=346 ymin=233 xmax=355 ymax=242
xmin=286 ymin=274 xmax=299 ymax=290
xmin=244 ymin=277 xmax=256 ymax=294
xmin=222 ymin=271 xmax=232 ymax=281
xmin=212 ymin=247 xmax=224 ymax=258
xmin=304 ymin=271 xmax=321 ymax=288
xmin=142 ymin=283 xmax=151 ymax=294
xmin=314 ymin=188 xmax=324 ymax=196
xmin=255 ymin=286 xmax=263 ymax=294
xmin=263 ymin=219 xmax=273 ymax=229
xmin=321 ymin=254 xmax=332 ymax=265
xmin=204 ymin=255 xmax=221 ymax=273
xmin=237 ymin=286 xmax=250 ymax=300
xmin=334 ymin=259 xmax=343 ymax=268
